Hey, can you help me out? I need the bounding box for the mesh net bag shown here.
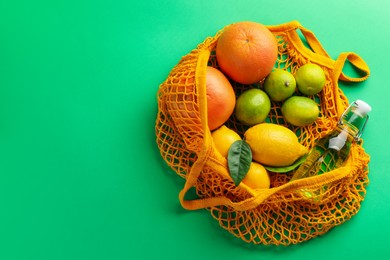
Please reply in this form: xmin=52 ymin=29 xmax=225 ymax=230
xmin=155 ymin=20 xmax=370 ymax=245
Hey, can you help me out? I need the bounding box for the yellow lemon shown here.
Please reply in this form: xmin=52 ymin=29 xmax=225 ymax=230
xmin=242 ymin=162 xmax=271 ymax=189
xmin=244 ymin=123 xmax=308 ymax=167
xmin=211 ymin=125 xmax=241 ymax=158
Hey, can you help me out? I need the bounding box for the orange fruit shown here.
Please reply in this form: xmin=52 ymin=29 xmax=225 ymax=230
xmin=216 ymin=21 xmax=278 ymax=85
xmin=206 ymin=66 xmax=236 ymax=130
xmin=242 ymin=162 xmax=271 ymax=189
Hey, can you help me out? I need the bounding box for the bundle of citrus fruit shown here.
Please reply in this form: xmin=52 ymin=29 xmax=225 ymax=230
xmin=206 ymin=21 xmax=327 ymax=190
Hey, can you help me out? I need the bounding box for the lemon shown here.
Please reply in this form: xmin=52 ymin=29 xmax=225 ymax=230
xmin=281 ymin=96 xmax=319 ymax=127
xmin=244 ymin=123 xmax=308 ymax=167
xmin=295 ymin=64 xmax=326 ymax=95
xmin=235 ymin=88 xmax=271 ymax=126
xmin=211 ymin=125 xmax=241 ymax=158
xmin=242 ymin=162 xmax=271 ymax=189
xmin=264 ymin=69 xmax=296 ymax=102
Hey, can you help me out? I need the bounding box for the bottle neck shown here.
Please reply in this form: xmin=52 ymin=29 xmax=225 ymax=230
xmin=338 ymin=121 xmax=359 ymax=137
xmin=328 ymin=123 xmax=357 ymax=151
xmin=327 ymin=101 xmax=370 ymax=151
xmin=339 ymin=110 xmax=366 ymax=138
xmin=343 ymin=111 xmax=365 ymax=130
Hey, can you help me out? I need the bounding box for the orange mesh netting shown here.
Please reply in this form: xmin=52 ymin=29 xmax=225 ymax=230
xmin=155 ymin=20 xmax=370 ymax=245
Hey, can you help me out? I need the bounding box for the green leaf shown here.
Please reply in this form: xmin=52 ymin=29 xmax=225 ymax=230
xmin=227 ymin=140 xmax=252 ymax=186
xmin=263 ymin=155 xmax=307 ymax=173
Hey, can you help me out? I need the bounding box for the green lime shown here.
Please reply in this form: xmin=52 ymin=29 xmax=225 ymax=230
xmin=235 ymin=88 xmax=271 ymax=126
xmin=281 ymin=96 xmax=319 ymax=127
xmin=295 ymin=64 xmax=326 ymax=96
xmin=264 ymin=69 xmax=296 ymax=101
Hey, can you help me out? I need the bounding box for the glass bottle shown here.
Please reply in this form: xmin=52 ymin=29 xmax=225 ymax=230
xmin=290 ymin=100 xmax=371 ymax=200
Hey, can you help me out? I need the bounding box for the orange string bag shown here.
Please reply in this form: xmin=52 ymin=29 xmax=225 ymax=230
xmin=155 ymin=20 xmax=370 ymax=245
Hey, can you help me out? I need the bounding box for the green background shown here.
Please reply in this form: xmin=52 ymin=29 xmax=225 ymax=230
xmin=1 ymin=0 xmax=388 ymax=259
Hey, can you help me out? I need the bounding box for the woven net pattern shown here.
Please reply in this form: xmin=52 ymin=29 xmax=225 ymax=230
xmin=155 ymin=21 xmax=370 ymax=245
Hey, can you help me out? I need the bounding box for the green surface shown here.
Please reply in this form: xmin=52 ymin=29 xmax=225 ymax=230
xmin=1 ymin=0 xmax=389 ymax=259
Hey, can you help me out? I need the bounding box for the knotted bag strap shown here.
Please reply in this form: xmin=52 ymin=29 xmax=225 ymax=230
xmin=179 ymin=147 xmax=357 ymax=211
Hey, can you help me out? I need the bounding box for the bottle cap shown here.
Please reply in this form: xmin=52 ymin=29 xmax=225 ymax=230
xmin=354 ymin=100 xmax=372 ymax=117
xmin=328 ymin=131 xmax=348 ymax=151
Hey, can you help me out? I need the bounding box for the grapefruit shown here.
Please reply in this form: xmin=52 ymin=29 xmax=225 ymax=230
xmin=206 ymin=66 xmax=236 ymax=130
xmin=216 ymin=21 xmax=278 ymax=84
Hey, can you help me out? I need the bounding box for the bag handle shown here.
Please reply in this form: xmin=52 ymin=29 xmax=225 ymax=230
xmin=273 ymin=21 xmax=370 ymax=83
xmin=178 ymin=48 xmax=216 ymax=210
xmin=298 ymin=23 xmax=370 ymax=82
xmin=298 ymin=26 xmax=330 ymax=57
xmin=179 ymin=151 xmax=355 ymax=211
xmin=335 ymin=52 xmax=370 ymax=82
xmin=177 ymin=47 xmax=273 ymax=211
xmin=269 ymin=21 xmax=330 ymax=57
